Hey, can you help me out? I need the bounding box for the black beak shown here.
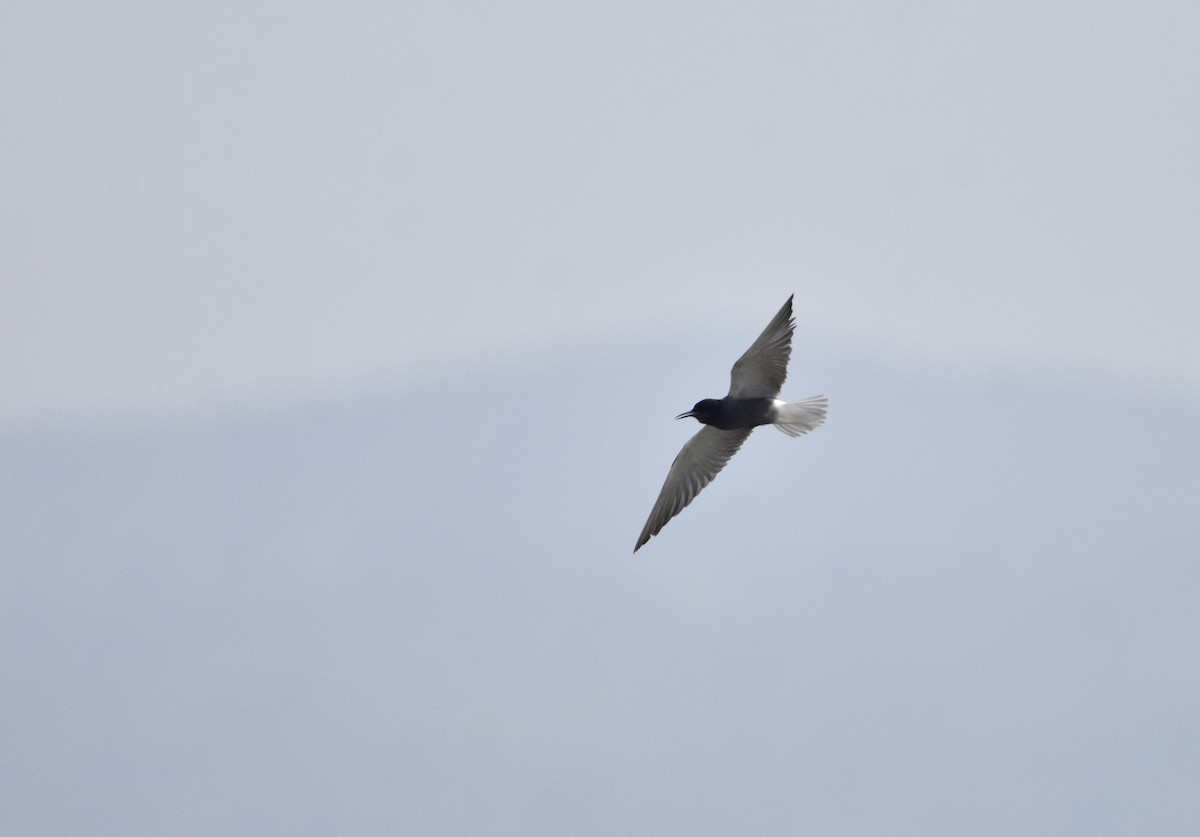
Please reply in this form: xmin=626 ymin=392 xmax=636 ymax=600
xmin=675 ymin=410 xmax=696 ymax=420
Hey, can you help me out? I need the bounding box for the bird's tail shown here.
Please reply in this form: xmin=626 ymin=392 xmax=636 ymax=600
xmin=772 ymin=395 xmax=828 ymax=437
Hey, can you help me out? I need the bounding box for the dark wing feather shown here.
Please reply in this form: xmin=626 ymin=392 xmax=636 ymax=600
xmin=634 ymin=426 xmax=752 ymax=552
xmin=728 ymin=295 xmax=795 ymax=399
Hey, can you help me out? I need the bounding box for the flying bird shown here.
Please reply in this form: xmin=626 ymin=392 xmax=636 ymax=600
xmin=634 ymin=295 xmax=827 ymax=552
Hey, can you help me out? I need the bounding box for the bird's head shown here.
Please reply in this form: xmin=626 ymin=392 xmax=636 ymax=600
xmin=676 ymin=398 xmax=722 ymax=423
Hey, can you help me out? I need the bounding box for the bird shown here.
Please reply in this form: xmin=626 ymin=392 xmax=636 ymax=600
xmin=634 ymin=294 xmax=827 ymax=552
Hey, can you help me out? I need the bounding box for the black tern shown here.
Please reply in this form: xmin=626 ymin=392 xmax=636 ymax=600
xmin=634 ymin=295 xmax=827 ymax=552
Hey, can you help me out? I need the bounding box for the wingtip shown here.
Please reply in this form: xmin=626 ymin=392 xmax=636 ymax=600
xmin=779 ymin=294 xmax=795 ymax=324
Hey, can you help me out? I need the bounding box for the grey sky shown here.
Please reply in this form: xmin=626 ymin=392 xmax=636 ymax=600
xmin=3 ymin=3 xmax=1200 ymax=836
xmin=4 ymin=344 xmax=1199 ymax=835
xmin=4 ymin=1 xmax=1198 ymax=428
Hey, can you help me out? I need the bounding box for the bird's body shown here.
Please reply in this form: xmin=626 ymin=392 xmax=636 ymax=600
xmin=634 ymin=295 xmax=827 ymax=552
xmin=680 ymin=397 xmax=774 ymax=430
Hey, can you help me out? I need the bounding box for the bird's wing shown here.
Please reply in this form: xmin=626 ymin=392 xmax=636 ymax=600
xmin=728 ymin=294 xmax=795 ymax=399
xmin=635 ymin=426 xmax=752 ymax=551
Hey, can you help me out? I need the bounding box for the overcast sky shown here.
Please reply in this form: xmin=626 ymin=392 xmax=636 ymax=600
xmin=4 ymin=3 xmax=1200 ymax=836
xmin=4 ymin=1 xmax=1198 ymax=429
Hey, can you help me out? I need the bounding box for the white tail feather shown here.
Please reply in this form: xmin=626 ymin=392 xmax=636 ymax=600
xmin=771 ymin=396 xmax=828 ymax=437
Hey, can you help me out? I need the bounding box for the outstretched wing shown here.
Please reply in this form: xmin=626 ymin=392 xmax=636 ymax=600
xmin=728 ymin=294 xmax=794 ymax=399
xmin=634 ymin=426 xmax=753 ymax=552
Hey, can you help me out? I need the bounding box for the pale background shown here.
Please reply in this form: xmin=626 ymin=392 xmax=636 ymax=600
xmin=3 ymin=2 xmax=1199 ymax=835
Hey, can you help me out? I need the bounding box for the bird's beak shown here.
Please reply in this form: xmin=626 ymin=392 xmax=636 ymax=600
xmin=675 ymin=410 xmax=696 ymax=420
